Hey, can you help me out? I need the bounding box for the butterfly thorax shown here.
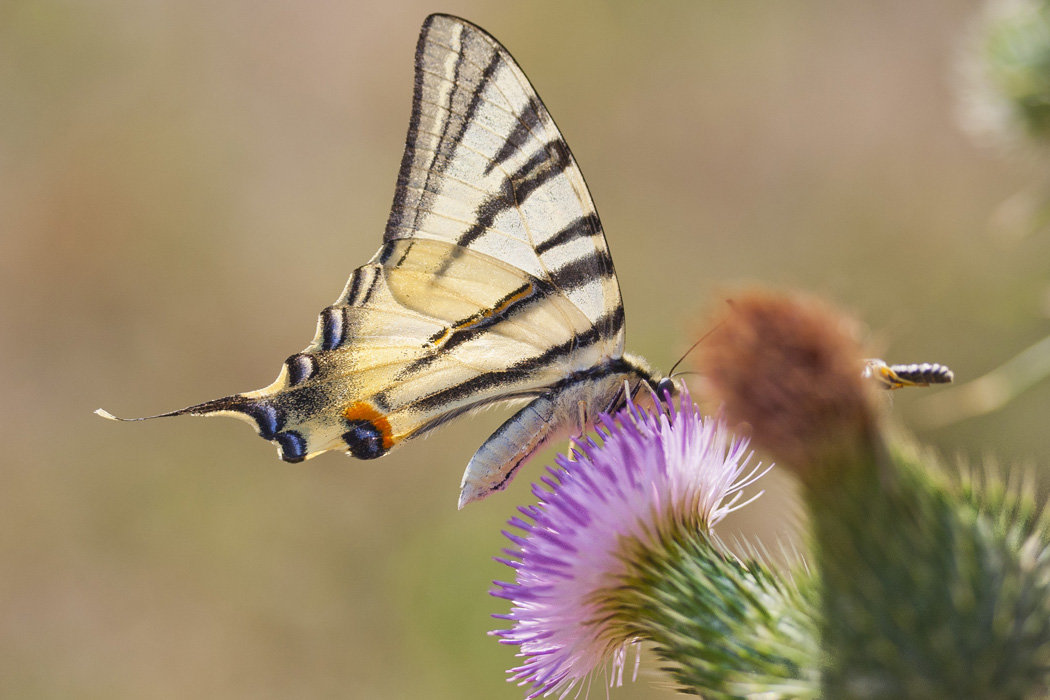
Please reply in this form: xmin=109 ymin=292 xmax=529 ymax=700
xmin=546 ymin=353 xmax=658 ymax=416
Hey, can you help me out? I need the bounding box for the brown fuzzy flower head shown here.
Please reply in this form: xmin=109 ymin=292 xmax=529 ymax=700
xmin=697 ymin=290 xmax=880 ymax=476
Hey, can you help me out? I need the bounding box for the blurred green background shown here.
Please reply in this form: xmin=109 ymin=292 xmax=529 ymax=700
xmin=4 ymin=1 xmax=1048 ymax=697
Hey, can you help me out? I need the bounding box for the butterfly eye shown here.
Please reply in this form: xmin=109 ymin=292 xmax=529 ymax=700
xmin=655 ymin=377 xmax=678 ymax=399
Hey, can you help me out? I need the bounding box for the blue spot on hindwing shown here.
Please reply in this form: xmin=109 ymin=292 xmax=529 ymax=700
xmin=343 ymin=420 xmax=386 ymax=460
xmin=321 ymin=306 xmax=345 ymax=351
xmin=276 ymin=431 xmax=307 ymax=463
xmin=240 ymin=402 xmax=283 ymax=440
xmin=286 ymin=353 xmax=317 ymax=386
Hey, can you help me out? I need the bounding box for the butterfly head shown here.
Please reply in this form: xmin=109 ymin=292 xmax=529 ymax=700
xmin=615 ymin=353 xmax=678 ymax=408
xmin=653 ymin=376 xmax=679 ymax=400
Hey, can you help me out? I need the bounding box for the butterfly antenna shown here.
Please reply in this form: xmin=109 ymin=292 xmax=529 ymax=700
xmin=667 ymin=318 xmax=726 ymax=378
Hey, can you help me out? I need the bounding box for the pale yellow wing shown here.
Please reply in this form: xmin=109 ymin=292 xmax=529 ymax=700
xmin=99 ymin=14 xmax=634 ymax=473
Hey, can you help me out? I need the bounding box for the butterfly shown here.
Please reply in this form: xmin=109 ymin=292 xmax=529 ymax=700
xmin=98 ymin=13 xmax=670 ymax=508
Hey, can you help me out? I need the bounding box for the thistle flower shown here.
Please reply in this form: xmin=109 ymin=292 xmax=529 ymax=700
xmin=698 ymin=289 xmax=1050 ymax=697
xmin=490 ymin=389 xmax=800 ymax=698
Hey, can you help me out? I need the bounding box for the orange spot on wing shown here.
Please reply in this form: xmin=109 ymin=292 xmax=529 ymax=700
xmin=430 ymin=328 xmax=451 ymax=345
xmin=428 ymin=283 xmax=537 ymax=349
xmin=343 ymin=401 xmax=396 ymax=450
xmin=435 ymin=283 xmax=536 ymax=342
xmin=482 ymin=283 xmax=534 ymax=322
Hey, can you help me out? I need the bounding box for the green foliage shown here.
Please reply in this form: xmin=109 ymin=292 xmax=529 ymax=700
xmin=808 ymin=440 xmax=1050 ymax=698
xmin=617 ymin=530 xmax=820 ymax=699
xmin=977 ymin=0 xmax=1050 ymax=146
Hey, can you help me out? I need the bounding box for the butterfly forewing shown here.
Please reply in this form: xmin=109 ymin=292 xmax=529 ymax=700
xmin=386 ymin=15 xmax=624 ymax=355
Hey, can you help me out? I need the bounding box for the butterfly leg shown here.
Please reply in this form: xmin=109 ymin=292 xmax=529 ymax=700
xmin=563 ymin=400 xmax=590 ymax=461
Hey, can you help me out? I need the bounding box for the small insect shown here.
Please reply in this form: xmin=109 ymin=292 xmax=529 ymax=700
xmin=863 ymin=359 xmax=954 ymax=390
xmin=98 ymin=14 xmax=670 ymax=508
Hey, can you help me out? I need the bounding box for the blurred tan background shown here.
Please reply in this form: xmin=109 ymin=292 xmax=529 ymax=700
xmin=4 ymin=1 xmax=1048 ymax=697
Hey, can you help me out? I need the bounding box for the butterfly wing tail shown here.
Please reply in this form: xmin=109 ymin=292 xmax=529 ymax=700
xmin=95 ymin=395 xmax=251 ymax=422
xmin=95 ymin=393 xmax=310 ymax=463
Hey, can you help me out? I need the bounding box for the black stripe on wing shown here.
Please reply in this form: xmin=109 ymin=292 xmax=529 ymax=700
xmin=407 ymin=305 xmax=625 ymax=412
xmin=424 ymin=281 xmax=542 ymax=350
xmin=484 ymin=96 xmax=544 ymax=176
xmin=455 ymin=141 xmax=574 ymax=251
xmin=391 ymin=279 xmax=551 ymax=379
xmin=534 ymin=213 xmax=603 ymax=256
xmin=386 ymin=15 xmax=501 ymax=244
xmin=548 ymin=249 xmax=615 ymax=293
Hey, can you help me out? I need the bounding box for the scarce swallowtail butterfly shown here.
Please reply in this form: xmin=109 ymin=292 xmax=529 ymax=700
xmin=98 ymin=14 xmax=671 ymax=508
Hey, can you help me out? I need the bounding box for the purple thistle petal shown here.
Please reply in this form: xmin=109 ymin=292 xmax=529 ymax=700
xmin=508 ymin=516 xmax=535 ymax=530
xmin=491 ymin=386 xmax=767 ymax=697
xmin=494 ymin=558 xmax=522 ymax=570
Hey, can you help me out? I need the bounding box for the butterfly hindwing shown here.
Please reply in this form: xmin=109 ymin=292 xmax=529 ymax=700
xmin=236 ymin=237 xmax=598 ymax=463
